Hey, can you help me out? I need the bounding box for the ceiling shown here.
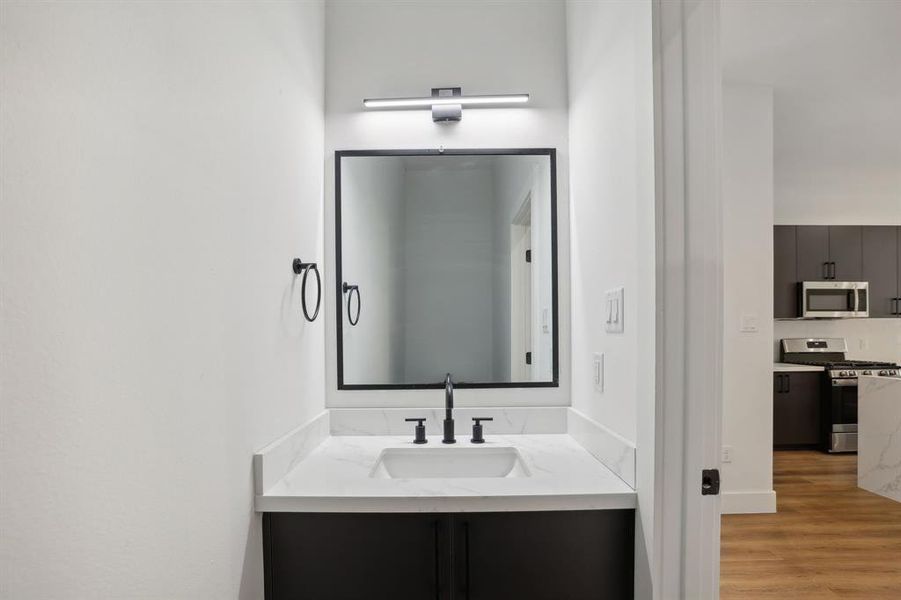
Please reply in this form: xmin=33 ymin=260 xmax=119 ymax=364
xmin=721 ymin=0 xmax=901 ymax=216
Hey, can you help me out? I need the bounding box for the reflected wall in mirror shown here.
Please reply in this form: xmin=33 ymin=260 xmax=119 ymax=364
xmin=336 ymin=149 xmax=558 ymax=389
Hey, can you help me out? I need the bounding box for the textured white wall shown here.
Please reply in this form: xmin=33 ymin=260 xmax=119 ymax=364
xmin=324 ymin=0 xmax=570 ymax=407
xmin=0 ymin=2 xmax=325 ymax=598
xmin=721 ymin=84 xmax=777 ymax=514
xmin=566 ymin=1 xmax=655 ymax=597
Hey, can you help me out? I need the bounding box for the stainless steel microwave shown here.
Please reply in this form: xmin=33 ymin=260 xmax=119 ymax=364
xmin=800 ymin=281 xmax=869 ymax=318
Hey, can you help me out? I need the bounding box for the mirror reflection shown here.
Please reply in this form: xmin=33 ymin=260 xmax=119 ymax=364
xmin=337 ymin=150 xmax=557 ymax=388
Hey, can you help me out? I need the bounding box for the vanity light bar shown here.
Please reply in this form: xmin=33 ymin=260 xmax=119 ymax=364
xmin=362 ymin=93 xmax=530 ymax=109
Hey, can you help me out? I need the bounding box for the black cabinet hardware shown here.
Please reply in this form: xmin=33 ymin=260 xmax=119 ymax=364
xmin=292 ymin=259 xmax=321 ymax=322
xmin=342 ymin=281 xmax=361 ymax=326
xmin=405 ymin=418 xmax=428 ymax=444
xmin=470 ymin=418 xmax=493 ymax=444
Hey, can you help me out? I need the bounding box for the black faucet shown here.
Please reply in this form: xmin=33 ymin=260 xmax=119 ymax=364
xmin=442 ymin=373 xmax=455 ymax=444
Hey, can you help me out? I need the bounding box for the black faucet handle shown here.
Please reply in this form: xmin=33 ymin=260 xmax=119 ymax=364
xmin=405 ymin=418 xmax=428 ymax=444
xmin=470 ymin=417 xmax=493 ymax=444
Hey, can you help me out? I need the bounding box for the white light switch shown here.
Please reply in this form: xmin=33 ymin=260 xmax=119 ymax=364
xmin=605 ymin=287 xmax=625 ymax=333
xmin=739 ymin=314 xmax=759 ymax=333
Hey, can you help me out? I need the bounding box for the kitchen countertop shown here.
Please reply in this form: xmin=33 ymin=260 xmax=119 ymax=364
xmin=774 ymin=362 xmax=825 ymax=373
xmin=255 ymin=434 xmax=636 ymax=513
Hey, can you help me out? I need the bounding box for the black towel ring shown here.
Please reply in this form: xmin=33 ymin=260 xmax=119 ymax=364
xmin=343 ymin=282 xmax=361 ymax=326
xmin=292 ymin=258 xmax=321 ymax=322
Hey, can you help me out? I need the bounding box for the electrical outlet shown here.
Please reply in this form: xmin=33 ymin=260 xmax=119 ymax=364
xmin=740 ymin=314 xmax=759 ymax=333
xmin=593 ymin=353 xmax=604 ymax=393
xmin=859 ymin=339 xmax=869 ymax=351
xmin=721 ymin=445 xmax=733 ymax=463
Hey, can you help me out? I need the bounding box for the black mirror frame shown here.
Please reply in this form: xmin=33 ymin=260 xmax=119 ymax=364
xmin=335 ymin=148 xmax=559 ymax=390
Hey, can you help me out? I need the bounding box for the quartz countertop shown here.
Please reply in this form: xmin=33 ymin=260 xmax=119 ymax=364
xmin=774 ymin=362 xmax=825 ymax=373
xmin=255 ymin=434 xmax=636 ymax=513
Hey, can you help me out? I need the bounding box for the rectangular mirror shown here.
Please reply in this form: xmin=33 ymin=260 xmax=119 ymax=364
xmin=335 ymin=149 xmax=558 ymax=389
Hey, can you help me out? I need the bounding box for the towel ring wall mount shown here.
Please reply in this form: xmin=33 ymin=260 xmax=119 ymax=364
xmin=342 ymin=282 xmax=361 ymax=326
xmin=292 ymin=258 xmax=321 ymax=322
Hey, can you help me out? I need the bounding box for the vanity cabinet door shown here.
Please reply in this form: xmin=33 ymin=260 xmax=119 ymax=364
xmin=452 ymin=510 xmax=634 ymax=600
xmin=264 ymin=513 xmax=448 ymax=600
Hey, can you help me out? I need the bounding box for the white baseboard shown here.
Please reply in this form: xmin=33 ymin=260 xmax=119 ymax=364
xmin=721 ymin=490 xmax=777 ymax=514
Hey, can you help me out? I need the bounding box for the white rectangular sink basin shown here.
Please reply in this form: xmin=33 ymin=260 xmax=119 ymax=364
xmin=370 ymin=447 xmax=530 ymax=479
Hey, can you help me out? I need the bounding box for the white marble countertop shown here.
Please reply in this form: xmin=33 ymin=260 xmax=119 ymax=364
xmin=255 ymin=434 xmax=636 ymax=513
xmin=858 ymin=376 xmax=901 ymax=503
xmin=774 ymin=362 xmax=825 ymax=372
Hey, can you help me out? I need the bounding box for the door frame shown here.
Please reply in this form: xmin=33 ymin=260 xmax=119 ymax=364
xmin=652 ymin=0 xmax=723 ymax=598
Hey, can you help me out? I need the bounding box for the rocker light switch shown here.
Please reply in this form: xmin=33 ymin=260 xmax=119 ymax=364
xmin=605 ymin=287 xmax=625 ymax=333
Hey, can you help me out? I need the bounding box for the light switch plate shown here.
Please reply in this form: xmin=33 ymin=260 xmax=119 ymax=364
xmin=605 ymin=287 xmax=625 ymax=333
xmin=740 ymin=314 xmax=759 ymax=333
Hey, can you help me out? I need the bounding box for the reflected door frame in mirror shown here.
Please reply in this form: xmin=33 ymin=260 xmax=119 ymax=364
xmin=335 ymin=148 xmax=559 ymax=390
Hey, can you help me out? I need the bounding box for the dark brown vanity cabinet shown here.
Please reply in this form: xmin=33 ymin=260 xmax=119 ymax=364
xmin=774 ymin=225 xmax=901 ymax=318
xmin=263 ymin=510 xmax=635 ymax=600
xmin=773 ymin=372 xmax=822 ymax=448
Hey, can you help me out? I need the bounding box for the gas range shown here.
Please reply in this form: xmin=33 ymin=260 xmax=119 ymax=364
xmin=780 ymin=338 xmax=901 ymax=453
xmin=824 ymin=361 xmax=899 ymax=384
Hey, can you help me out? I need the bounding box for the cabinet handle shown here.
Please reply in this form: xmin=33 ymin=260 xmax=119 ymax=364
xmin=829 ymin=262 xmax=836 ymax=279
xmin=823 ymin=262 xmax=829 ymax=280
xmin=785 ymin=374 xmax=791 ymax=393
xmin=893 ymin=298 xmax=899 ymax=315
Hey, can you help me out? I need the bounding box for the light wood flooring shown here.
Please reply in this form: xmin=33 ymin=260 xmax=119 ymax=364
xmin=721 ymin=451 xmax=901 ymax=599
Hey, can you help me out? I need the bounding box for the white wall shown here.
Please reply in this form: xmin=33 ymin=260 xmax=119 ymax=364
xmin=566 ymin=1 xmax=656 ymax=597
xmin=0 ymin=3 xmax=325 ymax=598
xmin=721 ymin=84 xmax=777 ymax=514
xmin=324 ymin=0 xmax=570 ymax=407
xmin=340 ymin=157 xmax=405 ymax=384
xmin=402 ymin=165 xmax=496 ymax=382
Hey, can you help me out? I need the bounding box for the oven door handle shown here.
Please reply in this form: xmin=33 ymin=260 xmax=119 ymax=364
xmin=853 ymin=288 xmax=860 ymax=313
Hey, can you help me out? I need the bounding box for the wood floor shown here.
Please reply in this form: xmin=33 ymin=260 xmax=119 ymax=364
xmin=721 ymin=451 xmax=901 ymax=599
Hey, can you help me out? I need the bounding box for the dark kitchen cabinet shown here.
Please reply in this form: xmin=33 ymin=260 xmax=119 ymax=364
xmin=862 ymin=226 xmax=900 ymax=317
xmin=794 ymin=225 xmax=862 ymax=282
xmin=796 ymin=226 xmax=830 ymax=281
xmin=828 ymin=226 xmax=863 ymax=281
xmin=263 ymin=510 xmax=635 ymax=600
xmin=774 ymin=226 xmax=799 ymax=318
xmin=773 ymin=372 xmax=822 ymax=449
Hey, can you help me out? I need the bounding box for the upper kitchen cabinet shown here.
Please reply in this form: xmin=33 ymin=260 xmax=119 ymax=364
xmin=795 ymin=225 xmax=830 ymax=281
xmin=774 ymin=226 xmax=799 ymax=318
xmin=795 ymin=225 xmax=862 ymax=282
xmin=828 ymin=226 xmax=863 ymax=281
xmin=862 ymin=226 xmax=900 ymax=318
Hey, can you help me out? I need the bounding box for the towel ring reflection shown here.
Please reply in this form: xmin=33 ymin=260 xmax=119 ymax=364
xmin=343 ymin=282 xmax=360 ymax=326
xmin=292 ymin=258 xmax=321 ymax=322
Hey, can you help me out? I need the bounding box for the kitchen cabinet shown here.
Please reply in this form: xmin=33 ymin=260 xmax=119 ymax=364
xmin=774 ymin=226 xmax=798 ymax=318
xmin=795 ymin=226 xmax=862 ymax=282
xmin=263 ymin=510 xmax=635 ymax=600
xmin=862 ymin=226 xmax=900 ymax=317
xmin=796 ymin=226 xmax=831 ymax=281
xmin=828 ymin=226 xmax=863 ymax=281
xmin=773 ymin=372 xmax=822 ymax=449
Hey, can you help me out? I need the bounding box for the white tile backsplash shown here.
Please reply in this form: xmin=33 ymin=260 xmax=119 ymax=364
xmin=775 ymin=319 xmax=901 ymax=364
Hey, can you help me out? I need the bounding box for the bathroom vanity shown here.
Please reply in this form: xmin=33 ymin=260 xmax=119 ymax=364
xmin=255 ymin=411 xmax=637 ymax=600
